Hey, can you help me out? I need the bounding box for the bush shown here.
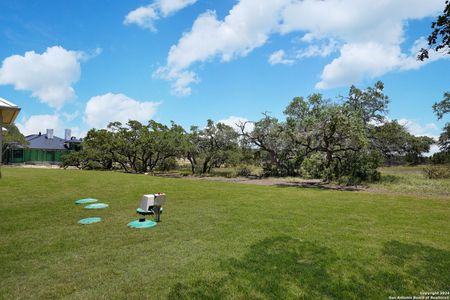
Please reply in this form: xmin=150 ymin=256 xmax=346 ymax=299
xmin=157 ymin=158 xmax=178 ymax=171
xmin=423 ymin=165 xmax=450 ymax=179
xmin=337 ymin=151 xmax=381 ymax=185
xmin=430 ymin=151 xmax=450 ymax=165
xmin=236 ymin=165 xmax=252 ymax=177
xmin=61 ymin=151 xmax=104 ymax=170
xmin=300 ymin=153 xmax=326 ymax=179
xmin=224 ymin=171 xmax=238 ymax=178
xmin=61 ymin=151 xmax=83 ymax=169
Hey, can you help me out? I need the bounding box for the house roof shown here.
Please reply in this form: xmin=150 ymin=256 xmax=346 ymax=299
xmin=18 ymin=133 xmax=82 ymax=150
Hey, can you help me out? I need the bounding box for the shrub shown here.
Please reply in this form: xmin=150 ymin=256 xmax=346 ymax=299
xmin=236 ymin=165 xmax=252 ymax=177
xmin=423 ymin=165 xmax=450 ymax=179
xmin=157 ymin=158 xmax=178 ymax=171
xmin=224 ymin=171 xmax=238 ymax=178
xmin=300 ymin=153 xmax=326 ymax=179
xmin=61 ymin=151 xmax=104 ymax=170
xmin=430 ymin=151 xmax=450 ymax=165
xmin=61 ymin=151 xmax=83 ymax=169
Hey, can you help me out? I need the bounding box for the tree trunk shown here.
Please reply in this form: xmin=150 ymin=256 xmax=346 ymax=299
xmin=326 ymin=150 xmax=333 ymax=167
xmin=202 ymin=157 xmax=211 ymax=174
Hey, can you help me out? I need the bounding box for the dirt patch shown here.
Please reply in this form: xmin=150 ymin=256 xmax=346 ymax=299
xmin=153 ymin=173 xmax=449 ymax=198
xmin=5 ymin=164 xmax=61 ymax=169
xmin=155 ymin=174 xmax=366 ymax=192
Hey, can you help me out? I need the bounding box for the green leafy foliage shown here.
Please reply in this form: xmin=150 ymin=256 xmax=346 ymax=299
xmin=1 ymin=124 xmax=27 ymax=162
xmin=430 ymin=150 xmax=450 ymax=164
xmin=300 ymin=153 xmax=326 ymax=179
xmin=433 ymin=92 xmax=450 ymax=120
xmin=403 ymin=135 xmax=434 ymax=165
xmin=60 ymin=150 xmax=104 ymax=170
xmin=423 ymin=165 xmax=450 ymax=179
xmin=345 ymin=81 xmax=389 ymax=124
xmin=370 ymin=121 xmax=407 ymax=164
xmin=418 ymin=0 xmax=450 ymax=60
xmin=432 ymin=92 xmax=450 ymax=154
xmin=242 ymin=113 xmax=296 ymax=176
xmin=64 ymin=120 xmax=187 ymax=173
xmin=438 ymin=123 xmax=450 ymax=152
xmin=186 ymin=120 xmax=240 ymax=174
xmin=59 ymin=81 xmax=436 ymax=183
xmin=242 ymin=82 xmax=392 ymax=183
xmin=235 ymin=164 xmax=252 ymax=177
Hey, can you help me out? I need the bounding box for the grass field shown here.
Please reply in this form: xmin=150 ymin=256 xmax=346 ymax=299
xmin=369 ymin=166 xmax=450 ymax=197
xmin=1 ymin=168 xmax=449 ymax=299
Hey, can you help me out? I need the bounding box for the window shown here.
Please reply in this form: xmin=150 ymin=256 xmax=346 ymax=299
xmin=13 ymin=150 xmax=23 ymax=159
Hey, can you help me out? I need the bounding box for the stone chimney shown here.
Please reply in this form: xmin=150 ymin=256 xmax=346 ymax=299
xmin=46 ymin=129 xmax=54 ymax=139
xmin=65 ymin=129 xmax=71 ymax=140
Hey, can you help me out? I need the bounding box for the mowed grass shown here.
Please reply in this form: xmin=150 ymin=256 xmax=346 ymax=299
xmin=0 ymin=168 xmax=449 ymax=299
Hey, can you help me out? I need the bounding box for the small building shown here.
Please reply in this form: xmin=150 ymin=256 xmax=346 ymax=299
xmin=7 ymin=129 xmax=82 ymax=164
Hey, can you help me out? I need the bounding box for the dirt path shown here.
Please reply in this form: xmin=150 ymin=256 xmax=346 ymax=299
xmin=154 ymin=173 xmax=449 ymax=198
xmin=156 ymin=174 xmax=366 ymax=192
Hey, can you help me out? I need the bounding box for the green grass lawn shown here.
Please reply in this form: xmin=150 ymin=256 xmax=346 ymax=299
xmin=1 ymin=168 xmax=449 ymax=299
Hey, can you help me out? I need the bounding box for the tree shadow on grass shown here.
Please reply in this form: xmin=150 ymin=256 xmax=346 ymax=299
xmin=379 ymin=174 xmax=402 ymax=184
xmin=382 ymin=240 xmax=450 ymax=290
xmin=275 ymin=181 xmax=361 ymax=191
xmin=168 ymin=237 xmax=450 ymax=299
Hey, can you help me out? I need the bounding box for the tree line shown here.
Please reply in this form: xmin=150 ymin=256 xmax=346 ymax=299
xmin=58 ymin=81 xmax=447 ymax=184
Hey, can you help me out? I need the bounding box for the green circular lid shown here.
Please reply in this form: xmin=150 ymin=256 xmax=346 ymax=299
xmin=127 ymin=220 xmax=157 ymax=229
xmin=75 ymin=198 xmax=98 ymax=204
xmin=85 ymin=203 xmax=109 ymax=209
xmin=78 ymin=217 xmax=102 ymax=225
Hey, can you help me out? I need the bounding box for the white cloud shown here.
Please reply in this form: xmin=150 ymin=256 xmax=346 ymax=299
xmin=268 ymin=50 xmax=294 ymax=65
xmin=316 ymin=42 xmax=402 ymax=89
xmin=154 ymin=67 xmax=199 ymax=96
xmin=17 ymin=114 xmax=63 ymax=136
xmin=398 ymin=118 xmax=438 ymax=138
xmin=67 ymin=127 xmax=86 ymax=139
xmin=397 ymin=118 xmax=441 ymax=157
xmin=0 ymin=46 xmax=85 ymax=109
xmin=315 ymin=39 xmax=448 ymax=89
xmin=17 ymin=114 xmax=87 ymax=138
xmin=426 ymin=144 xmax=440 ymax=157
xmin=84 ymin=93 xmax=160 ymax=129
xmin=124 ymin=0 xmax=197 ymax=31
xmin=62 ymin=110 xmax=79 ymax=122
xmin=296 ymin=39 xmax=339 ymax=59
xmin=283 ymin=0 xmax=447 ymax=88
xmin=158 ymin=0 xmax=197 ymax=16
xmin=398 ymin=37 xmax=448 ymax=71
xmin=157 ymin=0 xmax=286 ymax=95
xmin=157 ymin=0 xmax=446 ymax=94
xmin=218 ymin=116 xmax=254 ymax=133
xmin=124 ymin=5 xmax=159 ymax=31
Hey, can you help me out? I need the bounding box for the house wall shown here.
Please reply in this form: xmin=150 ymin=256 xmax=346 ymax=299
xmin=7 ymin=149 xmax=68 ymax=164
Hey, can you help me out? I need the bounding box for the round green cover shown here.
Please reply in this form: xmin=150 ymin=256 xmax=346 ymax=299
xmin=78 ymin=217 xmax=102 ymax=225
xmin=127 ymin=220 xmax=157 ymax=229
xmin=75 ymin=198 xmax=98 ymax=204
xmin=84 ymin=203 xmax=109 ymax=209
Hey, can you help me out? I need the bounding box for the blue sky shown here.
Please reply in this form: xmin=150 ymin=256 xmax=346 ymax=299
xmin=0 ymin=0 xmax=449 ymax=146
